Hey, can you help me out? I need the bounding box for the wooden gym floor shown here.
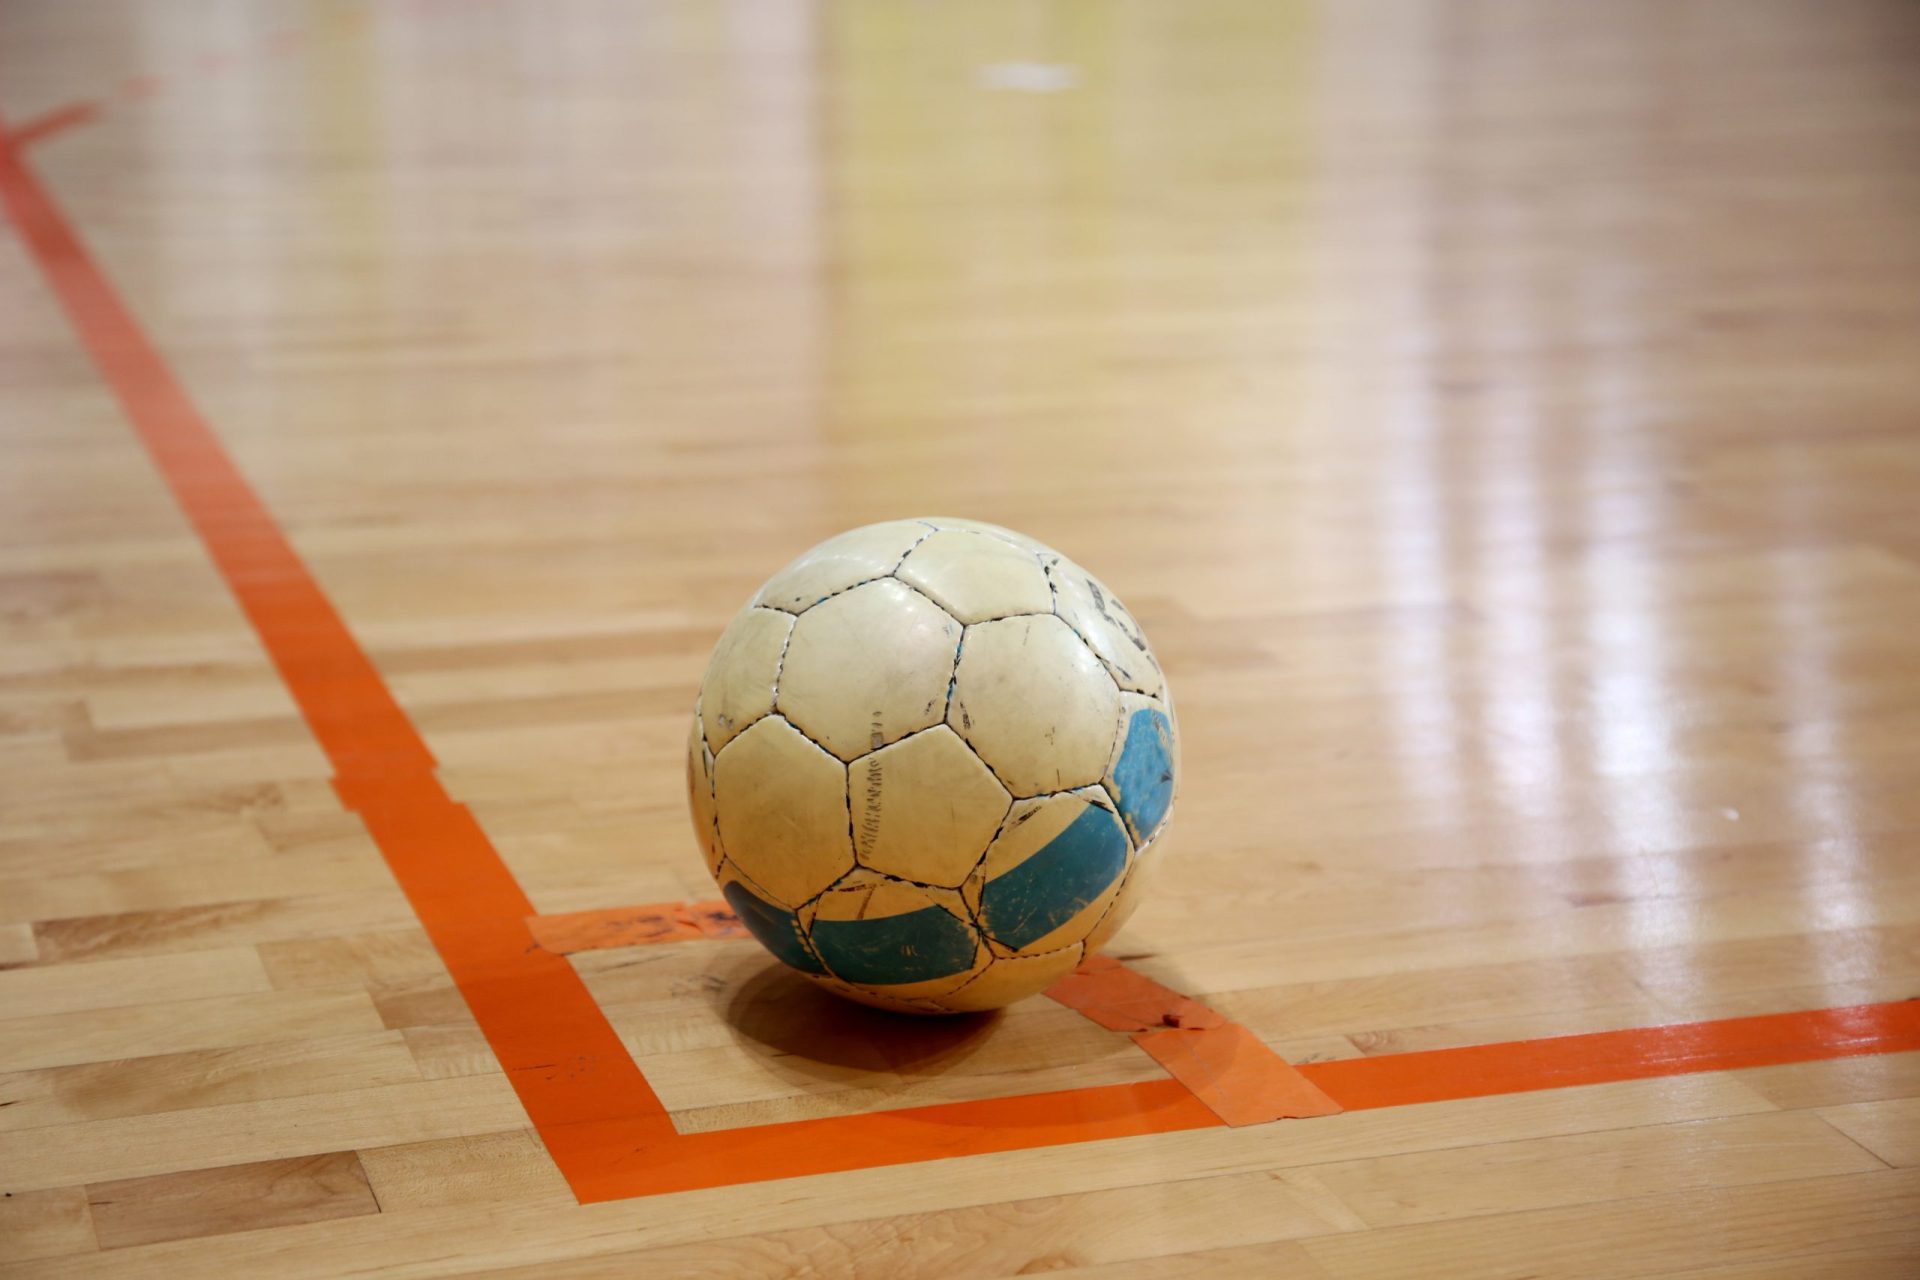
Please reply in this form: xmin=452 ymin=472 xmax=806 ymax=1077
xmin=3 ymin=0 xmax=1920 ymax=1274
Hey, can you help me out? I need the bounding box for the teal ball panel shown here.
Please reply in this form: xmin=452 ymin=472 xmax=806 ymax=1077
xmin=1109 ymin=708 xmax=1174 ymax=844
xmin=809 ymin=902 xmax=978 ymax=986
xmin=979 ymin=803 xmax=1129 ymax=951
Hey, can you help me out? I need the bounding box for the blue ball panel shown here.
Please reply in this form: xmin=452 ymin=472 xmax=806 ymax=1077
xmin=980 ymin=804 xmax=1129 ymax=951
xmin=1110 ymin=708 xmax=1174 ymax=843
xmin=809 ymin=901 xmax=979 ymax=986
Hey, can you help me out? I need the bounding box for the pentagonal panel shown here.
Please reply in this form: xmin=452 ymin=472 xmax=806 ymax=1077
xmin=851 ymin=726 xmax=1010 ymax=887
xmin=698 ymin=607 xmax=793 ymax=752
xmin=752 ymin=520 xmax=932 ymax=614
xmin=686 ymin=710 xmax=723 ymax=879
xmin=934 ymin=945 xmax=1086 ymax=1013
xmin=896 ymin=530 xmax=1052 ymax=624
xmin=713 ymin=715 xmax=853 ymax=908
xmin=778 ymin=578 xmax=961 ymax=761
xmin=718 ymin=874 xmax=825 ymax=975
xmin=947 ymin=614 xmax=1120 ymax=796
xmin=805 ymin=871 xmax=986 ymax=994
xmin=972 ymin=790 xmax=1130 ymax=956
xmin=1047 ymin=556 xmax=1165 ymax=698
xmin=1104 ymin=694 xmax=1178 ymax=846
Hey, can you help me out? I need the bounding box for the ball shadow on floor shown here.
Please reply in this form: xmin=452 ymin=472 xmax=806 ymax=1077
xmin=711 ymin=948 xmax=1001 ymax=1081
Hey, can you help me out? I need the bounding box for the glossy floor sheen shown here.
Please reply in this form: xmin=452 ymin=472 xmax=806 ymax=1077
xmin=3 ymin=0 xmax=1919 ymax=1275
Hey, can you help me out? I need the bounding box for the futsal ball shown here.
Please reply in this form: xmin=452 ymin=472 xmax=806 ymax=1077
xmin=688 ymin=517 xmax=1177 ymax=1013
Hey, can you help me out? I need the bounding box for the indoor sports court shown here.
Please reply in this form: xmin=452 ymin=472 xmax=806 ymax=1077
xmin=2 ymin=1 xmax=1918 ymax=1275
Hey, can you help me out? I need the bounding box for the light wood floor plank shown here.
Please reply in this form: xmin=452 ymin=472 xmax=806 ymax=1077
xmin=1301 ymin=1169 xmax=1920 ymax=1280
xmin=0 ymin=988 xmax=384 ymax=1073
xmin=0 ymin=1076 xmax=525 ymax=1193
xmin=0 ymin=1030 xmax=421 ymax=1133
xmin=87 ymin=1152 xmax=380 ymax=1250
xmin=1817 ymin=1097 xmax=1920 ymax=1168
xmin=0 ymin=1186 xmax=96 ymax=1264
xmin=0 ymin=947 xmax=269 ymax=1019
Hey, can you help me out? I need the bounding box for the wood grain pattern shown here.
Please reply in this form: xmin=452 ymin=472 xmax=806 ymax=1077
xmin=0 ymin=1032 xmax=422 ymax=1133
xmin=1300 ymin=1170 xmax=1920 ymax=1280
xmin=0 ymin=989 xmax=385 ymax=1073
xmin=0 ymin=948 xmax=269 ymax=1019
xmin=86 ymin=1152 xmax=379 ymax=1249
xmin=2 ymin=0 xmax=1918 ymax=1272
xmin=0 ymin=1187 xmax=95 ymax=1264
xmin=354 ymin=1131 xmax=574 ymax=1213
xmin=1818 ymin=1097 xmax=1920 ymax=1167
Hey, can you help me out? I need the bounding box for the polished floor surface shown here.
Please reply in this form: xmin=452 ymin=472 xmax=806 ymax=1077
xmin=2 ymin=1 xmax=1919 ymax=1275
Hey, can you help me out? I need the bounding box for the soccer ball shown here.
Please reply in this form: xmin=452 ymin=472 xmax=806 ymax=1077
xmin=688 ymin=518 xmax=1177 ymax=1013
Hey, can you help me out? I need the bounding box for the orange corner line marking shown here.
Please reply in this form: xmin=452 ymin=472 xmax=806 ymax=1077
xmin=570 ymin=1079 xmax=1220 ymax=1202
xmin=9 ymin=114 xmax=1920 ymax=1203
xmin=526 ymin=900 xmax=1340 ymax=1127
xmin=10 ymin=102 xmax=102 ymax=150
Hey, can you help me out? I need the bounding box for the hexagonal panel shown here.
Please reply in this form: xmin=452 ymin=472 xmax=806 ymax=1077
xmin=686 ymin=710 xmax=723 ymax=879
xmin=896 ymin=530 xmax=1052 ymax=624
xmin=947 ymin=614 xmax=1120 ymax=796
xmin=933 ymin=945 xmax=1086 ymax=1013
xmin=712 ymin=715 xmax=853 ymax=908
xmin=777 ymin=578 xmax=961 ymax=761
xmin=698 ymin=606 xmax=793 ymax=753
xmin=972 ymin=790 xmax=1130 ymax=956
xmin=805 ymin=871 xmax=986 ymax=995
xmin=922 ymin=517 xmax=1050 ymax=555
xmin=752 ymin=520 xmax=932 ymax=614
xmin=851 ymin=726 xmax=1010 ymax=887
xmin=1047 ymin=555 xmax=1165 ymax=698
xmin=1104 ymin=694 xmax=1177 ymax=846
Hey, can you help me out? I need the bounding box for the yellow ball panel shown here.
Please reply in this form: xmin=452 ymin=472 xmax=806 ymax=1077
xmin=712 ymin=715 xmax=853 ymax=908
xmin=852 ymin=725 xmax=1010 ymax=887
xmin=752 ymin=519 xmax=931 ymax=613
xmin=948 ymin=614 xmax=1120 ymax=797
xmin=777 ymin=578 xmax=960 ymax=761
xmin=896 ymin=529 xmax=1052 ymax=624
xmin=698 ymin=606 xmax=793 ymax=753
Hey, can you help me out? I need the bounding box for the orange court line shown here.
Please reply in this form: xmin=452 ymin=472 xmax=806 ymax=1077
xmin=8 ymin=108 xmax=1920 ymax=1204
xmin=1044 ymin=951 xmax=1342 ymax=1124
xmin=10 ymin=101 xmax=101 ymax=149
xmin=1297 ymin=999 xmax=1920 ymax=1111
xmin=1134 ymin=1024 xmax=1344 ymax=1125
xmin=1046 ymin=952 xmax=1229 ymax=1032
xmin=528 ymin=899 xmax=747 ymax=953
xmin=571 ymin=1080 xmax=1222 ymax=1201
